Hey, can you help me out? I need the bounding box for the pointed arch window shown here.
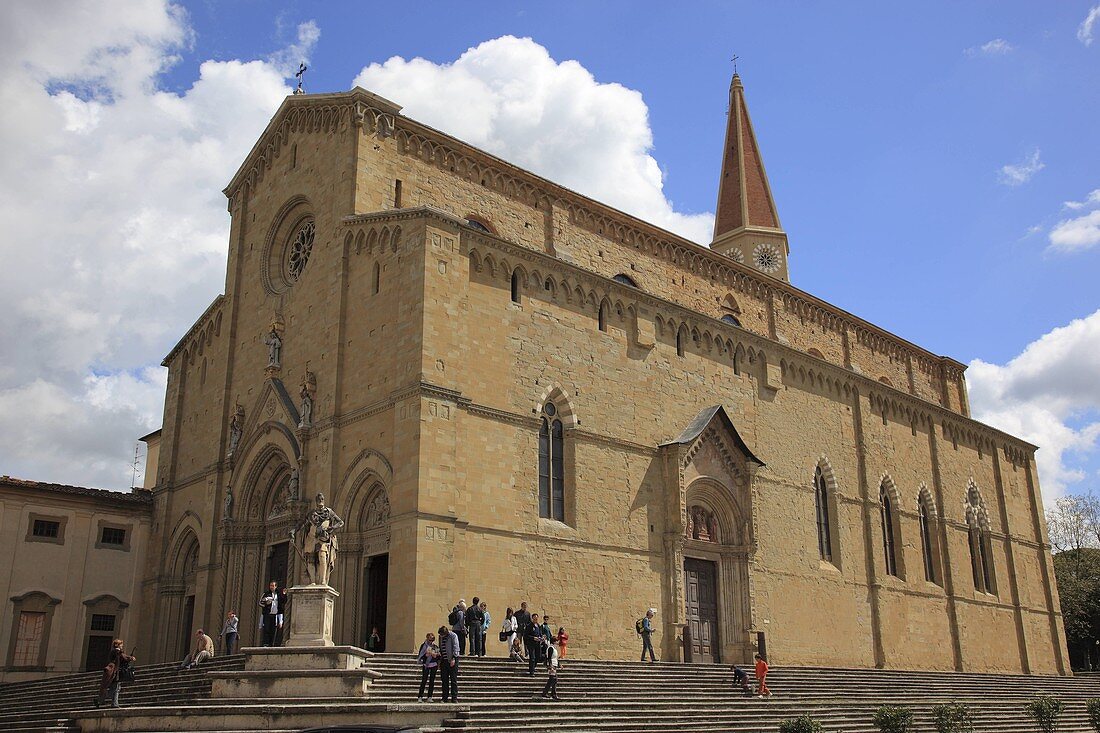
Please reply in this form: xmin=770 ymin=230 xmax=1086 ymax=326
xmin=676 ymin=327 xmax=686 ymax=357
xmin=510 ymin=269 xmax=521 ymax=304
xmin=598 ymin=301 xmax=609 ymax=332
xmin=918 ymin=497 xmax=936 ymax=584
xmin=814 ymin=466 xmax=832 ymax=562
xmin=966 ymin=486 xmax=996 ymax=594
xmin=538 ymin=402 xmax=565 ymax=522
xmin=372 ymin=261 xmax=381 ymax=295
xmin=879 ymin=484 xmax=899 ymax=577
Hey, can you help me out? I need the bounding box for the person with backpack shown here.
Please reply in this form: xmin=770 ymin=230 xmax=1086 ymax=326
xmin=525 ymin=612 xmax=545 ymax=676
xmin=95 ymin=638 xmax=135 ymax=708
xmin=540 ymin=639 xmax=561 ymax=701
xmin=465 ymin=596 xmax=484 ymax=658
xmin=416 ymin=631 xmax=439 ymax=702
xmin=639 ymin=609 xmax=657 ymax=662
xmin=439 ymin=624 xmax=461 ymax=703
xmin=449 ymin=600 xmax=467 ymax=655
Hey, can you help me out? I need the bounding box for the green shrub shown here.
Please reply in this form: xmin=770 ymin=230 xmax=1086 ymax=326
xmin=1026 ymin=695 xmax=1065 ymax=733
xmin=931 ymin=702 xmax=973 ymax=733
xmin=1085 ymin=698 xmax=1100 ymax=732
xmin=873 ymin=705 xmax=914 ymax=733
xmin=778 ymin=716 xmax=824 ymax=733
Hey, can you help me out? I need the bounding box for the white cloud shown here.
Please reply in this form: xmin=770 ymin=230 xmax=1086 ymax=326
xmin=1063 ymin=189 xmax=1100 ymax=210
xmin=968 ymin=310 xmax=1100 ymax=501
xmin=998 ymin=148 xmax=1044 ymax=186
xmin=352 ymin=36 xmax=714 ymax=243
xmin=268 ymin=20 xmax=320 ymax=78
xmin=1079 ymin=5 xmax=1100 ymax=46
xmin=0 ymin=1 xmax=308 ymax=489
xmin=1047 ymin=188 xmax=1100 ymax=253
xmin=965 ymin=38 xmax=1015 ymax=56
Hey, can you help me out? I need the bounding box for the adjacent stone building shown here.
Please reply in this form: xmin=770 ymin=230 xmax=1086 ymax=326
xmin=0 ymin=477 xmax=152 ymax=682
xmin=135 ymin=75 xmax=1069 ymax=674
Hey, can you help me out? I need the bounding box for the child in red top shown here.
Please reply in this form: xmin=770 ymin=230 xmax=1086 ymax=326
xmin=754 ymin=653 xmax=771 ymax=697
xmin=556 ymin=627 xmax=569 ymax=662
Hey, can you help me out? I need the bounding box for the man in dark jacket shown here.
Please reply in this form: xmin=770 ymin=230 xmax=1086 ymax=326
xmin=514 ymin=601 xmax=532 ymax=663
xmin=450 ymin=600 xmax=467 ymax=655
xmin=465 ymin=596 xmax=485 ymax=658
xmin=438 ymin=625 xmax=461 ymax=703
xmin=525 ymin=612 xmax=545 ymax=676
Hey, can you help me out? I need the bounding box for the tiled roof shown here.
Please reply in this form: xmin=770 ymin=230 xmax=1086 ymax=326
xmin=0 ymin=476 xmax=154 ymax=510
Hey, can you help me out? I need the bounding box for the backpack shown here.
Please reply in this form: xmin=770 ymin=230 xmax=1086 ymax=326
xmin=448 ymin=608 xmax=460 ymax=626
xmin=635 ymin=618 xmax=645 ymax=635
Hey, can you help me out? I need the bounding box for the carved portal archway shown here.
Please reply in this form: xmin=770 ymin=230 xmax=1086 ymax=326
xmin=221 ymin=445 xmax=304 ymax=646
xmin=661 ymin=405 xmax=763 ymax=666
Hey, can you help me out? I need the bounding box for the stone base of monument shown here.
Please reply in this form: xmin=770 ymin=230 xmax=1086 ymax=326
xmin=208 ymin=585 xmax=379 ymax=699
xmin=208 ymin=645 xmax=379 ymax=698
xmin=286 ymin=583 xmax=338 ymax=647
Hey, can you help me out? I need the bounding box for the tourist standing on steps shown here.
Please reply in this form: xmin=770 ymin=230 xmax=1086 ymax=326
xmin=439 ymin=624 xmax=461 ymax=703
xmin=501 ymin=607 xmax=518 ymax=649
xmin=465 ymin=596 xmax=484 ymax=658
xmin=479 ymin=601 xmax=491 ymax=657
xmin=514 ymin=602 xmax=531 ymax=652
xmin=180 ymin=628 xmax=215 ymax=669
xmin=540 ymin=615 xmax=553 ymax=649
xmin=220 ymin=611 xmax=239 ymax=655
xmin=259 ymin=581 xmax=281 ymax=647
xmin=641 ymin=609 xmax=657 ymax=662
xmin=416 ymin=632 xmax=440 ymax=702
xmin=95 ymin=639 xmax=135 ymax=708
xmin=450 ymin=599 xmax=468 ymax=655
xmin=556 ymin=626 xmax=569 ymax=664
xmin=541 ymin=641 xmax=560 ymax=701
xmin=754 ymin=653 xmax=771 ymax=697
xmin=525 ymin=612 xmax=546 ymax=676
xmin=366 ymin=626 xmax=383 ymax=653
xmin=274 ymin=586 xmax=289 ymax=646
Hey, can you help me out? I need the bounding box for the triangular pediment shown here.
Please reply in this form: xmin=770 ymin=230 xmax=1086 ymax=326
xmin=662 ymin=405 xmax=764 ymax=466
xmin=245 ymin=377 xmax=302 ymax=440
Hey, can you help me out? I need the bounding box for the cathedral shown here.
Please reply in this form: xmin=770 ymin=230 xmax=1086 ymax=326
xmin=134 ymin=74 xmax=1069 ymax=674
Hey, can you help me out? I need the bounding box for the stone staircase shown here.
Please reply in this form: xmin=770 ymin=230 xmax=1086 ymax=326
xmin=0 ymin=655 xmax=246 ymax=733
xmin=3 ymin=651 xmax=1100 ymax=732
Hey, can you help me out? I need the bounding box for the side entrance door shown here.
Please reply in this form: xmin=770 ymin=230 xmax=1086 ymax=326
xmin=685 ymin=558 xmax=720 ymax=663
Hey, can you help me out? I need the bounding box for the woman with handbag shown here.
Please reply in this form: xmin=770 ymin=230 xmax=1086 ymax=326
xmin=95 ymin=639 xmax=136 ymax=708
xmin=500 ymin=607 xmax=518 ymax=648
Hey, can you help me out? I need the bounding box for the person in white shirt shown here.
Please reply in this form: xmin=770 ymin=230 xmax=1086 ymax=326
xmin=540 ymin=641 xmax=560 ymax=701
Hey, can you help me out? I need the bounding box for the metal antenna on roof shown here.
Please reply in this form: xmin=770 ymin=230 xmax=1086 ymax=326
xmin=130 ymin=443 xmax=142 ymax=490
xmin=294 ymin=63 xmax=308 ymax=95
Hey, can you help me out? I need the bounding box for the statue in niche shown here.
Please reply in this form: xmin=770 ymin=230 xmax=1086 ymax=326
xmin=685 ymin=508 xmax=695 ymax=539
xmin=298 ymin=370 xmax=316 ymax=429
xmin=299 ymin=386 xmax=313 ymax=428
xmin=227 ymin=403 xmax=244 ymax=458
xmin=222 ymin=489 xmax=234 ymax=520
xmin=290 ymin=493 xmax=345 ymax=587
xmin=687 ymin=506 xmax=718 ymax=543
xmin=708 ymin=513 xmax=719 ymax=543
xmin=365 ymin=491 xmax=391 ymax=528
xmin=288 ymin=469 xmax=300 ymax=500
xmin=263 ymin=326 xmax=282 ymax=368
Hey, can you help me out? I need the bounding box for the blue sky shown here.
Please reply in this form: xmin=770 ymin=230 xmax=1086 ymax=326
xmin=1 ymin=1 xmax=1098 ymax=499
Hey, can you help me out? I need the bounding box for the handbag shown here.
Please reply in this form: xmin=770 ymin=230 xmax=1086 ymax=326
xmin=498 ymin=630 xmax=509 ymax=642
xmin=119 ymin=663 xmax=136 ymax=683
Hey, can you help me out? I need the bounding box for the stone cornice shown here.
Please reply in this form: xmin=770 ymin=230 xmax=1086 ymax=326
xmin=431 ymin=217 xmax=1037 ymax=456
xmin=162 ymin=294 xmax=225 ymax=367
xmin=236 ymin=91 xmax=959 ymax=380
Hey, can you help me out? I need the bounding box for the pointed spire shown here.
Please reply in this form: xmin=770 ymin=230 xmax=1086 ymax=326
xmin=711 ymin=73 xmax=789 ymax=280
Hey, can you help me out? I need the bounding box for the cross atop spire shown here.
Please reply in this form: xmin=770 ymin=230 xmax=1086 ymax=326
xmin=293 ymin=63 xmax=308 ymax=95
xmin=710 ymin=72 xmax=789 ymax=281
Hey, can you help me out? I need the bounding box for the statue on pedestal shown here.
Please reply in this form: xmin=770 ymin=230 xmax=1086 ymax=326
xmin=290 ymin=493 xmax=344 ymax=587
xmin=263 ymin=326 xmax=283 ymax=369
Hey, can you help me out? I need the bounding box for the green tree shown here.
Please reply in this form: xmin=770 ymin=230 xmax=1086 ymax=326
xmin=1047 ymin=493 xmax=1100 ymax=671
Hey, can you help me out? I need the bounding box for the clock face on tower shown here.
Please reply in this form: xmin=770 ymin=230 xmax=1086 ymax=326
xmin=753 ymin=243 xmax=782 ymax=273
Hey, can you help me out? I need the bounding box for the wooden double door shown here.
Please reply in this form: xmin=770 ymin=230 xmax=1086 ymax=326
xmin=685 ymin=558 xmax=720 ymax=663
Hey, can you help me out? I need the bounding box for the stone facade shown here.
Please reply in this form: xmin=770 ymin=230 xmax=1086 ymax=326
xmin=135 ymin=83 xmax=1069 ymax=674
xmin=0 ymin=478 xmax=152 ymax=682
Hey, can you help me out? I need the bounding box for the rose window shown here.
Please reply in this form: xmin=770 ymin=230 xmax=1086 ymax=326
xmin=753 ymin=243 xmax=781 ymax=273
xmin=286 ymin=220 xmax=316 ymax=281
xmin=728 ymin=248 xmax=745 ymax=264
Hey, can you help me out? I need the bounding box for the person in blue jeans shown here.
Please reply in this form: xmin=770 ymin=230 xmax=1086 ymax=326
xmin=641 ymin=609 xmax=657 ymax=662
xmin=416 ymin=632 xmax=439 ymax=702
xmin=439 ymin=625 xmax=461 ymax=703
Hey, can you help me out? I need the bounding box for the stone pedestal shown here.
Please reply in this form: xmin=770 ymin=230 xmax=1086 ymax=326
xmin=286 ymin=583 xmax=338 ymax=647
xmin=209 ymin=645 xmax=379 ymax=699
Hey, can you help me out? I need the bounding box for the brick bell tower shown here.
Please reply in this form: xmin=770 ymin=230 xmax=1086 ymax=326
xmin=711 ymin=73 xmax=790 ymax=281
